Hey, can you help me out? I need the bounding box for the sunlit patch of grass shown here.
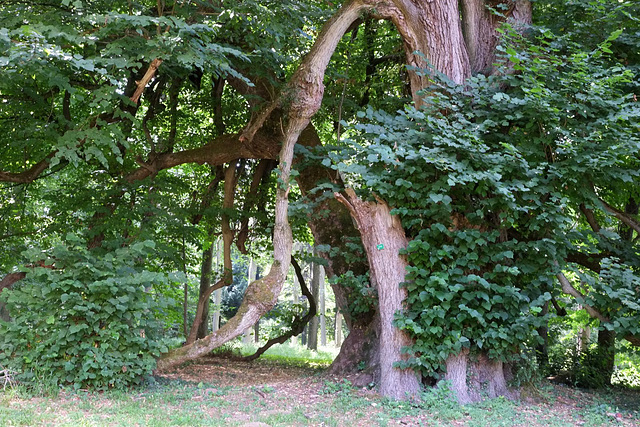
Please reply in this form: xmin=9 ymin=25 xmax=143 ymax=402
xmin=239 ymin=342 xmax=338 ymax=367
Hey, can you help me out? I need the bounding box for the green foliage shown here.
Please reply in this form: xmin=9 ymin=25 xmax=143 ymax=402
xmin=0 ymin=235 xmax=170 ymax=390
xmin=329 ymin=271 xmax=376 ymax=317
xmin=320 ymin=378 xmax=353 ymax=395
xmin=326 ymin=19 xmax=640 ymax=377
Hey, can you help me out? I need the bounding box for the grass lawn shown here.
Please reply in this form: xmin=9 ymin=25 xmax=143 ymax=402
xmin=1 ymin=344 xmax=638 ymax=426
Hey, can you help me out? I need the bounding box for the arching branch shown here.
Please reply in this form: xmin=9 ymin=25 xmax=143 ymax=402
xmin=156 ymin=0 xmax=372 ymax=371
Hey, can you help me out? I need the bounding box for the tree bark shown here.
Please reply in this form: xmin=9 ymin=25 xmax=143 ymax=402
xmin=307 ymin=256 xmax=321 ymax=351
xmin=196 ymin=242 xmax=215 ymax=339
xmin=445 ymin=349 xmax=472 ymax=404
xmin=336 ymin=188 xmax=420 ymax=400
xmin=446 ymin=350 xmax=514 ymax=404
xmin=335 ymin=309 xmax=343 ymax=348
xmin=597 ymin=328 xmax=616 ymax=386
xmin=369 ymin=0 xmax=470 ymax=105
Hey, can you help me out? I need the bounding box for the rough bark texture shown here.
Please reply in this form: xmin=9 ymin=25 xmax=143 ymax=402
xmin=445 ymin=349 xmax=472 ymax=404
xmin=446 ymin=350 xmax=515 ymax=404
xmin=460 ymin=0 xmax=498 ymax=74
xmin=336 ymin=188 xmax=420 ymax=400
xmin=374 ymin=0 xmax=470 ymax=104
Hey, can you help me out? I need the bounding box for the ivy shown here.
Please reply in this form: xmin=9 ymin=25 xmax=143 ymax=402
xmin=329 ymin=21 xmax=640 ymax=376
xmin=0 ymin=235 xmax=170 ymax=390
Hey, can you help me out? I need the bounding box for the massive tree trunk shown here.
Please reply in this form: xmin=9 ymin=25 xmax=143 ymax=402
xmin=445 ymin=350 xmax=514 ymax=404
xmin=151 ymin=0 xmax=537 ymax=387
xmin=336 ymin=189 xmax=421 ymax=400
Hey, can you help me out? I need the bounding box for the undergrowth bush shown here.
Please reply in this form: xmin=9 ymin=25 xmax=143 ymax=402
xmin=0 ymin=235 xmax=170 ymax=390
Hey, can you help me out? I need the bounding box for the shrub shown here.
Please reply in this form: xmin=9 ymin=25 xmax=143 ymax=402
xmin=0 ymin=235 xmax=169 ymax=390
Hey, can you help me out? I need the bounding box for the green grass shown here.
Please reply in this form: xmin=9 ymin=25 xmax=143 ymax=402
xmin=1 ymin=350 xmax=639 ymax=427
xmin=238 ymin=342 xmax=338 ymax=366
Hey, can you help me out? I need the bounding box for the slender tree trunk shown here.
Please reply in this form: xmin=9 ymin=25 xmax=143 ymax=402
xmin=197 ymin=242 xmax=215 ymax=339
xmin=320 ymin=268 xmax=327 ymax=347
xmin=243 ymin=258 xmax=258 ymax=344
xmin=536 ymin=301 xmax=550 ymax=372
xmin=212 ymin=239 xmax=223 ymax=331
xmin=335 ymin=309 xmax=343 ymax=348
xmin=254 ymin=321 xmax=260 ymax=343
xmin=212 ymin=288 xmax=221 ymax=331
xmin=291 ymin=264 xmax=300 ymax=346
xmin=578 ymin=326 xmax=591 ymax=354
xmin=597 ymin=328 xmax=616 ymax=386
xmin=183 ymin=282 xmax=188 ymax=338
xmin=307 ymin=256 xmax=321 ymax=350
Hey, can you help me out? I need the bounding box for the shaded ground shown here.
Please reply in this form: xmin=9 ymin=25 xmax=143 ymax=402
xmin=1 ymin=354 xmax=639 ymax=426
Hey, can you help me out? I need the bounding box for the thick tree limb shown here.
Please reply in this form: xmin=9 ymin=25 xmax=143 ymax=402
xmin=566 ymin=251 xmax=604 ymax=273
xmin=243 ymin=255 xmax=317 ymax=361
xmin=556 ymin=272 xmax=609 ymax=324
xmin=579 ymin=203 xmax=602 ymax=233
xmin=0 ymin=272 xmax=25 ymax=293
xmin=124 ymin=134 xmax=276 ymax=183
xmin=0 ymin=152 xmax=57 ymax=183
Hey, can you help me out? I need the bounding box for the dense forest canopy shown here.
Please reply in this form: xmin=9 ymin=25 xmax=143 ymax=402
xmin=0 ymin=0 xmax=639 ymax=401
